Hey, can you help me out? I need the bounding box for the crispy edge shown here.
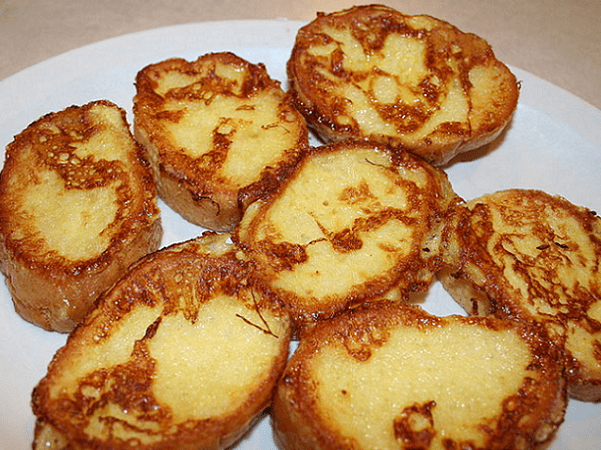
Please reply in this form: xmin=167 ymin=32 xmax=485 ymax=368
xmin=133 ymin=52 xmax=308 ymax=231
xmin=234 ymin=139 xmax=461 ymax=336
xmin=438 ymin=189 xmax=601 ymax=401
xmin=286 ymin=4 xmax=519 ymax=166
xmin=273 ymin=302 xmax=567 ymax=450
xmin=0 ymin=100 xmax=162 ymax=332
xmin=31 ymin=233 xmax=292 ymax=450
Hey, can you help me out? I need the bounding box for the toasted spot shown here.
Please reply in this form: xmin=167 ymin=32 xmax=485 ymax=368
xmin=439 ymin=188 xmax=601 ymax=401
xmin=0 ymin=100 xmax=162 ymax=332
xmin=237 ymin=140 xmax=459 ymax=330
xmin=287 ymin=4 xmax=518 ymax=165
xmin=134 ymin=52 xmax=308 ymax=231
xmin=312 ymin=323 xmax=530 ymax=449
xmin=273 ymin=303 xmax=567 ymax=450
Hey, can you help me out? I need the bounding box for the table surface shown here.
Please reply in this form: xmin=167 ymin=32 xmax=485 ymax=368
xmin=1 ymin=0 xmax=600 ymax=111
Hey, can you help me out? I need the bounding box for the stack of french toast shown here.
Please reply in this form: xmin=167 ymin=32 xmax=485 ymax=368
xmin=0 ymin=4 xmax=598 ymax=450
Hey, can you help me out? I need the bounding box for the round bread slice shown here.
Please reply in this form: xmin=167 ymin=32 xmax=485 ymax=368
xmin=234 ymin=139 xmax=460 ymax=335
xmin=273 ymin=302 xmax=567 ymax=450
xmin=0 ymin=100 xmax=162 ymax=332
xmin=287 ymin=4 xmax=519 ymax=166
xmin=32 ymin=233 xmax=292 ymax=450
xmin=133 ymin=51 xmax=309 ymax=232
xmin=438 ymin=189 xmax=601 ymax=401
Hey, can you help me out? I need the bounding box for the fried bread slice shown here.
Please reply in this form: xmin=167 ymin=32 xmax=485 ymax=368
xmin=31 ymin=232 xmax=292 ymax=450
xmin=438 ymin=189 xmax=601 ymax=401
xmin=287 ymin=4 xmax=519 ymax=166
xmin=0 ymin=100 xmax=162 ymax=332
xmin=234 ymin=139 xmax=460 ymax=335
xmin=133 ymin=51 xmax=309 ymax=232
xmin=273 ymin=302 xmax=567 ymax=450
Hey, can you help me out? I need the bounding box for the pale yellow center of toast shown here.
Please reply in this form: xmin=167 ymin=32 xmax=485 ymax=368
xmin=22 ymin=170 xmax=119 ymax=259
xmin=311 ymin=324 xmax=531 ymax=449
xmin=49 ymin=294 xmax=288 ymax=444
xmin=155 ymin=64 xmax=247 ymax=97
xmin=246 ymin=148 xmax=429 ymax=301
xmin=13 ymin=105 xmax=136 ymax=261
xmin=307 ymin=25 xmax=470 ymax=141
xmin=149 ymin=295 xmax=286 ymax=420
xmin=162 ymin=90 xmax=302 ymax=187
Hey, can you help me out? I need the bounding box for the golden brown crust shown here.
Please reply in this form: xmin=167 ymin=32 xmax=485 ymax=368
xmin=273 ymin=302 xmax=567 ymax=450
xmin=32 ymin=233 xmax=292 ymax=450
xmin=234 ymin=139 xmax=460 ymax=336
xmin=287 ymin=4 xmax=519 ymax=166
xmin=0 ymin=100 xmax=162 ymax=332
xmin=133 ymin=52 xmax=309 ymax=231
xmin=439 ymin=189 xmax=601 ymax=401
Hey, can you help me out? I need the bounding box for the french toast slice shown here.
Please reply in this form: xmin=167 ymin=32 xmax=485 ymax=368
xmin=0 ymin=100 xmax=162 ymax=332
xmin=272 ymin=302 xmax=567 ymax=450
xmin=133 ymin=51 xmax=309 ymax=232
xmin=287 ymin=4 xmax=519 ymax=166
xmin=438 ymin=189 xmax=601 ymax=401
xmin=31 ymin=232 xmax=292 ymax=450
xmin=234 ymin=139 xmax=460 ymax=335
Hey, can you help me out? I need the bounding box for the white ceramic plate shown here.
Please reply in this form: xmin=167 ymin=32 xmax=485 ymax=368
xmin=0 ymin=19 xmax=600 ymax=450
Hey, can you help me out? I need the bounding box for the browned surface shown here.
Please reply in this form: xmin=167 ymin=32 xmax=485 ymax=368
xmin=0 ymin=101 xmax=162 ymax=332
xmin=133 ymin=52 xmax=308 ymax=231
xmin=31 ymin=233 xmax=292 ymax=450
xmin=287 ymin=4 xmax=519 ymax=166
xmin=0 ymin=1 xmax=599 ymax=448
xmin=439 ymin=189 xmax=601 ymax=401
xmin=273 ymin=302 xmax=567 ymax=450
xmin=235 ymin=139 xmax=460 ymax=335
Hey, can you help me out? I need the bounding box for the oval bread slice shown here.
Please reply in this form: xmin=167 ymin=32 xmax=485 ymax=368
xmin=273 ymin=302 xmax=567 ymax=450
xmin=32 ymin=233 xmax=292 ymax=450
xmin=133 ymin=51 xmax=309 ymax=232
xmin=235 ymin=139 xmax=460 ymax=335
xmin=438 ymin=188 xmax=601 ymax=401
xmin=287 ymin=4 xmax=519 ymax=166
xmin=0 ymin=100 xmax=162 ymax=332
